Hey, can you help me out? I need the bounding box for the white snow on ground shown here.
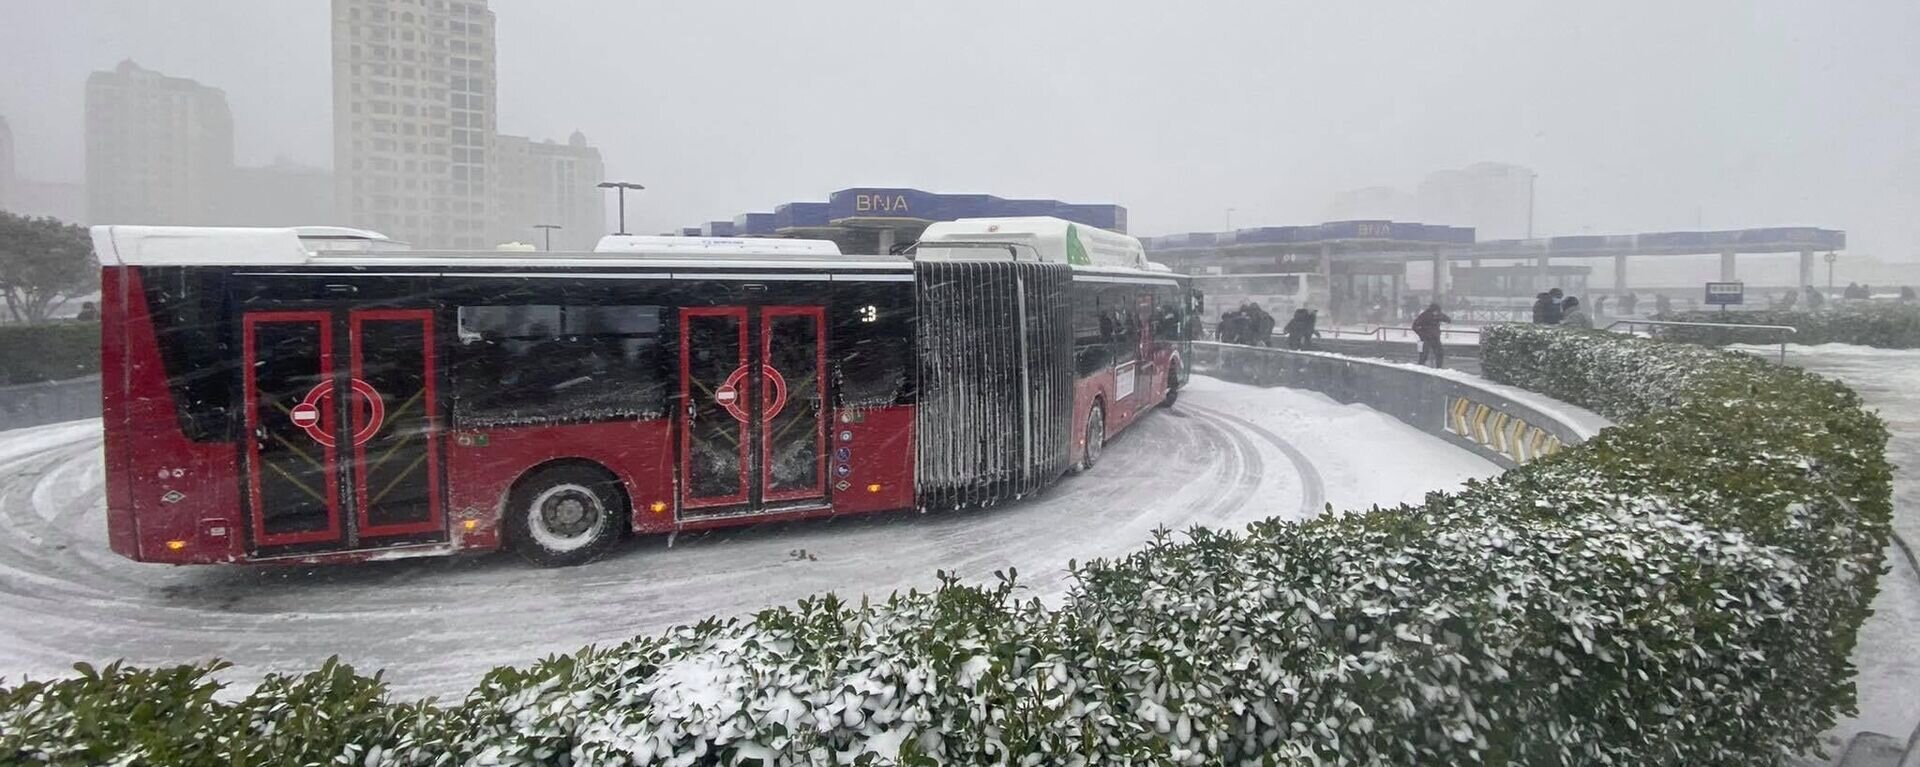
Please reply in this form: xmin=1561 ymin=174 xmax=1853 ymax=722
xmin=0 ymin=376 xmax=1498 ymax=700
xmin=1762 ymin=344 xmax=1920 ymax=748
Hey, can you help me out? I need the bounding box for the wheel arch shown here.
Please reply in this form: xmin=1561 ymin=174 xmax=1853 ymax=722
xmin=497 ymin=457 xmax=634 ymax=533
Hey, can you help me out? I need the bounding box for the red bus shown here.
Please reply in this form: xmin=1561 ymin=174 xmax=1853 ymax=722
xmin=94 ymin=221 xmax=1192 ymax=566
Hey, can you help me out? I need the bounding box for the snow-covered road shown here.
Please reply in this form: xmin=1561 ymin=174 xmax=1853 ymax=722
xmin=0 ymin=376 xmax=1497 ymax=699
xmin=1769 ymin=345 xmax=1920 ymax=749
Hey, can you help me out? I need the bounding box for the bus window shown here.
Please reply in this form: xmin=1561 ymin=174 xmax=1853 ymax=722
xmin=451 ymin=304 xmax=667 ymax=427
xmin=141 ymin=267 xmax=236 ymax=441
xmin=832 ymin=283 xmax=914 ymax=408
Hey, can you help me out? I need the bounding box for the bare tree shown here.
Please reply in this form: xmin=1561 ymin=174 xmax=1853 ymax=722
xmin=0 ymin=211 xmax=97 ymax=323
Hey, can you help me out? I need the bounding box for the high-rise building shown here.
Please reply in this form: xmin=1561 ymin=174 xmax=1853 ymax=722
xmin=84 ymin=60 xmax=234 ymax=225
xmin=332 ymin=0 xmax=496 ymax=248
xmin=492 ymin=130 xmax=604 ymax=250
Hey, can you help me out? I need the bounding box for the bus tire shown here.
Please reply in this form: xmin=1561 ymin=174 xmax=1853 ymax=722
xmin=1078 ymin=400 xmax=1106 ymax=472
xmin=1160 ymin=362 xmax=1183 ymax=408
xmin=504 ymin=464 xmax=627 ymax=567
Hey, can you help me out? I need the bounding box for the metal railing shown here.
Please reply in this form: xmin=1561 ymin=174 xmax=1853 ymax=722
xmin=1321 ymin=325 xmax=1485 ymax=343
xmin=1603 ymin=319 xmax=1799 ymax=364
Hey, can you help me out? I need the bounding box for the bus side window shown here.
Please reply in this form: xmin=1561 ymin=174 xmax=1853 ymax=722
xmin=1071 ymin=282 xmax=1107 ymax=377
xmin=451 ymin=304 xmax=666 ymax=427
xmin=832 ymin=283 xmax=913 ymax=408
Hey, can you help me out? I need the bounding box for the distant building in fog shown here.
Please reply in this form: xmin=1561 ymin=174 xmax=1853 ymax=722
xmin=0 ymin=115 xmax=14 ymax=210
xmin=492 ymin=130 xmax=604 ymax=250
xmin=1416 ymin=162 xmax=1533 ymax=241
xmin=1323 ymin=162 xmax=1536 ymax=240
xmin=333 ymin=0 xmax=497 ymax=248
xmin=221 ymin=159 xmax=335 ymax=227
xmin=85 ymin=60 xmax=235 ymax=225
xmin=9 ymin=181 xmax=88 ymax=223
xmin=1322 ymin=185 xmax=1420 ymax=223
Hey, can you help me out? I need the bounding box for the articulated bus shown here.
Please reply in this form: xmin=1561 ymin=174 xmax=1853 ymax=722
xmin=95 ymin=218 xmax=1193 ymax=566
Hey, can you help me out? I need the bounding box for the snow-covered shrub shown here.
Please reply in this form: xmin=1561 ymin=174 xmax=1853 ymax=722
xmin=0 ymin=326 xmax=1891 ymax=765
xmin=1659 ymin=303 xmax=1920 ymax=349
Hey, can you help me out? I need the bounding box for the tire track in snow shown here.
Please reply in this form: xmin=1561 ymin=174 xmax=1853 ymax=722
xmin=0 ymin=387 xmax=1448 ymax=699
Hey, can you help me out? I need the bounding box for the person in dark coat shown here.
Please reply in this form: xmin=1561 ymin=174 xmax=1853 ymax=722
xmin=1531 ymin=292 xmax=1553 ymax=324
xmin=1216 ymin=310 xmax=1242 ymax=344
xmin=1560 ymin=297 xmax=1591 ymax=329
xmin=1282 ymin=309 xmax=1314 ymax=350
xmin=1245 ymin=302 xmax=1276 ymax=346
xmin=1619 ymin=291 xmax=1639 ymax=316
xmin=1411 ymin=303 xmax=1451 ymax=368
xmin=1804 ymin=285 xmax=1825 ymax=310
xmin=1654 ymin=293 xmax=1672 ymax=316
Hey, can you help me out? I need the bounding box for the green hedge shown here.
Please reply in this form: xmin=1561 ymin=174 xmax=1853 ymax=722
xmin=0 ymin=326 xmax=1891 ymax=765
xmin=1660 ymin=302 xmax=1920 ymax=349
xmin=0 ymin=322 xmax=98 ymax=385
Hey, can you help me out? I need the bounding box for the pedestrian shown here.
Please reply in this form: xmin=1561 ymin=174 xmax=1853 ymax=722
xmin=1593 ymin=294 xmax=1609 ymax=320
xmin=1844 ymin=282 xmax=1862 ymax=300
xmin=1620 ymin=291 xmax=1639 ymax=316
xmin=1304 ymin=309 xmax=1322 ymax=350
xmin=1412 ymin=302 xmax=1451 ymax=368
xmin=1654 ymin=293 xmax=1672 ymax=316
xmin=75 ymin=301 xmax=99 ymax=322
xmin=1532 ymin=292 xmax=1553 ymax=324
xmin=1780 ymin=290 xmax=1799 ymax=310
xmin=1901 ymin=286 xmax=1917 ymax=302
xmin=1283 ymin=309 xmax=1314 ymax=350
xmin=1246 ymin=302 xmax=1276 ymax=347
xmin=1805 ymin=285 xmax=1825 ymax=310
xmin=1561 ymin=297 xmax=1592 ymax=329
xmin=1216 ymin=310 xmax=1238 ymax=344
xmin=1546 ymin=288 xmax=1565 ymax=323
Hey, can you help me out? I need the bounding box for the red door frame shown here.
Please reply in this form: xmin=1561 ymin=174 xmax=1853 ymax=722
xmin=242 ymin=311 xmax=343 ymax=548
xmin=679 ymin=306 xmax=751 ymax=509
xmin=759 ymin=306 xmax=829 ymax=503
xmin=349 ymin=309 xmax=444 ymax=538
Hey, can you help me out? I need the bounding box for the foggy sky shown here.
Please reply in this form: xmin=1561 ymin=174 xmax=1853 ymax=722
xmin=2 ymin=1 xmax=1916 ymax=259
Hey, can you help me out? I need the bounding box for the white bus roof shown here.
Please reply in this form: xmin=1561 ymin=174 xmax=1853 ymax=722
xmin=91 ymin=226 xmax=876 ymax=269
xmin=916 ymin=217 xmax=1148 ymax=270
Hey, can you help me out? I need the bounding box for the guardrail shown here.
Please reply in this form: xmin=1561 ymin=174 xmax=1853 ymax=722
xmin=1189 ymin=342 xmax=1603 ymax=468
xmin=1604 ymin=319 xmax=1799 ymax=364
xmin=1321 ymin=325 xmax=1484 ymax=343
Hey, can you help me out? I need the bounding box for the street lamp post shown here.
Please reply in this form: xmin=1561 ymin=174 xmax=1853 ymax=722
xmin=533 ymin=224 xmax=562 ymax=251
xmin=597 ymin=181 xmax=644 ymax=236
xmin=1826 ymin=251 xmax=1838 ymax=300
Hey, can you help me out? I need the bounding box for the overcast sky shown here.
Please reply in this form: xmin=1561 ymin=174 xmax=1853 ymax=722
xmin=2 ymin=1 xmax=1916 ymax=258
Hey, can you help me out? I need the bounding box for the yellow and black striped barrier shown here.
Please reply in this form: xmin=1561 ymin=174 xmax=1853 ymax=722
xmin=1446 ymin=396 xmax=1564 ymax=464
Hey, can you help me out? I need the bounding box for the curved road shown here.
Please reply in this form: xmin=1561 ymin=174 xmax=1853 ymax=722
xmin=0 ymin=379 xmax=1491 ymax=699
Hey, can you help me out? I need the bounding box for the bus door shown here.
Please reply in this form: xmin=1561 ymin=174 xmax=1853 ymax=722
xmin=242 ymin=309 xmax=442 ymax=552
xmin=1136 ymin=294 xmax=1155 ymax=402
xmin=678 ymin=306 xmax=828 ymax=514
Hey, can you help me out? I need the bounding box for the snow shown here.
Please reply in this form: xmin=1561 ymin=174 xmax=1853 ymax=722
xmin=0 ymin=377 xmax=1498 ymax=699
xmin=1763 ymin=344 xmax=1920 ymax=747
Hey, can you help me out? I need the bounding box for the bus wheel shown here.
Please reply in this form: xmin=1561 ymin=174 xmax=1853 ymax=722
xmin=506 ymin=465 xmax=626 ymax=567
xmin=1160 ymin=362 xmax=1183 ymax=408
xmin=1081 ymin=401 xmax=1106 ymax=471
